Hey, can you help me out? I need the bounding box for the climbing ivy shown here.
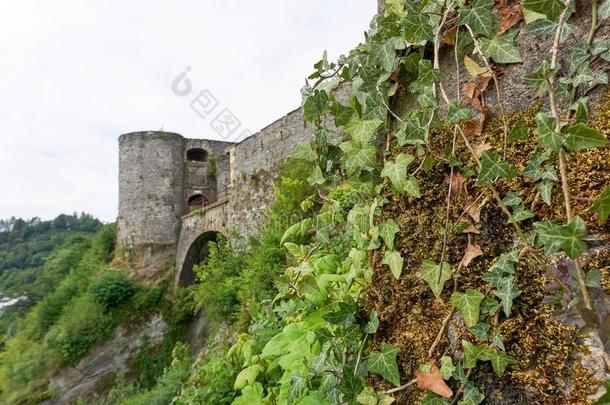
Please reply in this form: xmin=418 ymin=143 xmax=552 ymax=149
xmin=226 ymin=0 xmax=610 ymax=404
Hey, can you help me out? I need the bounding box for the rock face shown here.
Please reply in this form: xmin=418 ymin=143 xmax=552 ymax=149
xmin=43 ymin=314 xmax=167 ymax=405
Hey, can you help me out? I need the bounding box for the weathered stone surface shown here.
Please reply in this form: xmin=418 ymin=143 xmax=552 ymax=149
xmin=44 ymin=313 xmax=167 ymax=405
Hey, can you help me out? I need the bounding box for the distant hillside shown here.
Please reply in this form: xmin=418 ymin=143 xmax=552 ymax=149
xmin=0 ymin=214 xmax=102 ymax=336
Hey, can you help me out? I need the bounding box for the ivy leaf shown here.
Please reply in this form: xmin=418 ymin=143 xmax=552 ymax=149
xmin=488 ymin=349 xmax=517 ymax=376
xmin=492 ymin=332 xmax=506 ymax=351
xmin=522 ymin=0 xmax=566 ymax=22
xmin=600 ymin=0 xmax=610 ymax=20
xmin=462 ymin=340 xmax=482 ymax=369
xmin=522 ymin=149 xmax=558 ymax=181
xmin=478 ymin=151 xmax=517 ymax=184
xmin=508 ymin=120 xmax=529 ymax=140
xmin=307 ymin=165 xmax=326 ymax=186
xmin=420 ymin=260 xmax=452 ymax=299
xmin=564 ymin=123 xmax=608 ymax=151
xmin=381 ymin=154 xmax=416 ymax=194
xmin=461 ymin=381 xmax=485 ymax=404
xmin=459 ymin=0 xmax=494 ymax=37
xmin=450 ymin=290 xmax=485 ymax=327
xmin=323 ymin=302 xmax=358 ymax=328
xmin=339 ymin=141 xmax=377 ymax=175
xmin=410 ymin=60 xmax=440 ymax=94
xmin=589 ymin=187 xmax=610 ymax=224
xmin=364 ymin=310 xmax=380 ymax=334
xmin=481 ymin=297 xmax=500 ymax=316
xmin=480 ymin=30 xmax=522 ymax=64
xmin=512 ymin=206 xmax=535 ymax=222
xmin=303 ymin=90 xmax=329 ymax=122
xmin=534 ymin=112 xmax=563 ymax=152
xmin=356 ymin=386 xmax=395 ymax=405
xmin=404 ymin=12 xmax=434 ymax=44
xmin=422 ymin=393 xmax=449 ymax=405
xmin=537 ymin=180 xmax=554 ymax=206
xmin=447 ymin=101 xmax=473 ymax=124
xmin=382 ymin=250 xmax=404 ymax=280
xmin=523 ymin=60 xmax=554 ymax=95
xmin=534 ymin=216 xmax=588 ymax=258
xmin=290 ymin=142 xmax=318 ymax=161
xmin=404 ymin=176 xmax=422 ymax=198
xmin=469 ymin=322 xmax=490 ymax=341
xmin=368 ymin=343 xmax=401 ymax=386
xmin=370 ymin=37 xmax=406 ymax=72
xmin=346 ymin=118 xmax=384 ymax=144
xmin=494 ymin=276 xmax=522 ymax=317
xmin=502 ymin=192 xmax=522 ymax=206
xmin=379 ymin=219 xmax=400 ymax=250
xmin=440 ymin=356 xmax=455 ymax=380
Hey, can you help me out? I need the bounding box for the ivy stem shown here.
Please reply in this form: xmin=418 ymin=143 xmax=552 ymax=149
xmin=353 ymin=332 xmax=368 ymax=376
xmin=384 ymin=378 xmax=417 ymax=394
xmin=586 ymin=0 xmax=598 ymax=46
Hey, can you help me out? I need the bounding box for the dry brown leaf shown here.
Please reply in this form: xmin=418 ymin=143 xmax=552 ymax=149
xmin=446 ymin=172 xmax=467 ymax=197
xmin=461 ymin=243 xmax=483 ymax=268
xmin=473 ymin=142 xmax=492 ymax=159
xmin=442 ymin=27 xmax=458 ymax=45
xmin=417 ymin=365 xmax=453 ymax=398
xmin=497 ymin=0 xmax=523 ymax=34
xmin=465 ymin=197 xmax=482 ymax=223
xmin=463 ymin=120 xmax=481 ymax=138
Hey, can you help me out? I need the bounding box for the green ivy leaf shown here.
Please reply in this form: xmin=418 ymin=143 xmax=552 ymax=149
xmin=339 ymin=140 xmax=377 ymax=175
xmin=478 ymin=151 xmax=517 ymax=184
xmin=494 ymin=276 xmax=522 ymax=317
xmin=462 ymin=340 xmax=482 ymax=369
xmin=382 ymin=250 xmax=404 ymax=280
xmin=447 ymin=101 xmax=473 ymax=124
xmin=440 ymin=356 xmax=455 ymax=380
xmin=290 ymin=142 xmax=318 ymax=161
xmin=564 ymin=123 xmax=608 ymax=151
xmin=307 ymin=165 xmax=326 ymax=185
xmin=323 ymin=302 xmax=358 ymax=328
xmin=450 ymin=290 xmax=485 ymax=327
xmin=368 ymin=343 xmax=401 ymax=386
xmin=303 ymin=90 xmax=329 ymax=122
xmin=365 ymin=310 xmax=380 ymax=334
xmin=534 ymin=216 xmax=588 ymax=258
xmin=590 ymin=187 xmax=610 ymax=224
xmin=459 ymin=0 xmax=494 ymax=37
xmin=410 ymin=60 xmax=440 ymax=94
xmin=403 ymin=12 xmax=434 ymax=44
xmin=512 ymin=206 xmax=535 ymax=222
xmin=404 ymin=176 xmax=422 ymax=198
xmin=487 ymin=349 xmax=517 ymax=376
xmin=600 ymin=0 xmax=610 ymax=20
xmin=381 ymin=154 xmax=416 ymax=194
xmin=480 ymin=30 xmax=523 ymax=64
xmin=492 ymin=332 xmax=506 ymax=351
xmin=370 ymin=37 xmax=406 ymax=72
xmin=422 ymin=392 xmax=449 ymax=404
xmin=534 ymin=112 xmax=563 ymax=152
xmin=469 ymin=322 xmax=490 ymax=341
xmin=537 ymin=180 xmax=554 ymax=206
xmin=522 ymin=149 xmax=558 ymax=181
xmin=502 ymin=192 xmax=522 ymax=206
xmin=379 ymin=219 xmax=400 ymax=250
xmin=461 ymin=381 xmax=485 ymax=404
xmin=346 ymin=118 xmax=384 ymax=144
xmin=523 ymin=60 xmax=554 ymax=95
xmin=522 ymin=0 xmax=566 ymax=22
xmin=420 ymin=260 xmax=452 ymax=299
xmin=480 ymin=297 xmax=500 ymax=316
xmin=508 ymin=120 xmax=529 ymax=140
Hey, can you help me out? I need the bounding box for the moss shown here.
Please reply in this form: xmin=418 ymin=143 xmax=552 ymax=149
xmin=363 ymin=94 xmax=610 ymax=403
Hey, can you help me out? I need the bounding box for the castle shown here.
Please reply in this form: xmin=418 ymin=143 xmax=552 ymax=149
xmin=117 ymin=107 xmax=313 ymax=286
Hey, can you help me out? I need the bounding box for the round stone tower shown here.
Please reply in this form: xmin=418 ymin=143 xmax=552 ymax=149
xmin=117 ymin=131 xmax=185 ymax=279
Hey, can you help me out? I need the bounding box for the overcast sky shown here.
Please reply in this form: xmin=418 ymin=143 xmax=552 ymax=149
xmin=0 ymin=1 xmax=374 ymax=222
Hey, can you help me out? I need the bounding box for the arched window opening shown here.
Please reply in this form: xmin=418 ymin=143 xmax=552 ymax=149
xmin=186 ymin=148 xmax=208 ymax=162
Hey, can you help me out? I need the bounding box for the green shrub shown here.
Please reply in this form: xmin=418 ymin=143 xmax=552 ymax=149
xmin=89 ymin=270 xmax=135 ymax=309
xmin=48 ymin=294 xmax=114 ymax=364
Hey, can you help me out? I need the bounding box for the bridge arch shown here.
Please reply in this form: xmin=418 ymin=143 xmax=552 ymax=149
xmin=177 ymin=231 xmax=220 ymax=286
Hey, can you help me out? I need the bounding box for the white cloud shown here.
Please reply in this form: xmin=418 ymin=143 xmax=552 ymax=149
xmin=0 ymin=0 xmax=374 ymax=222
